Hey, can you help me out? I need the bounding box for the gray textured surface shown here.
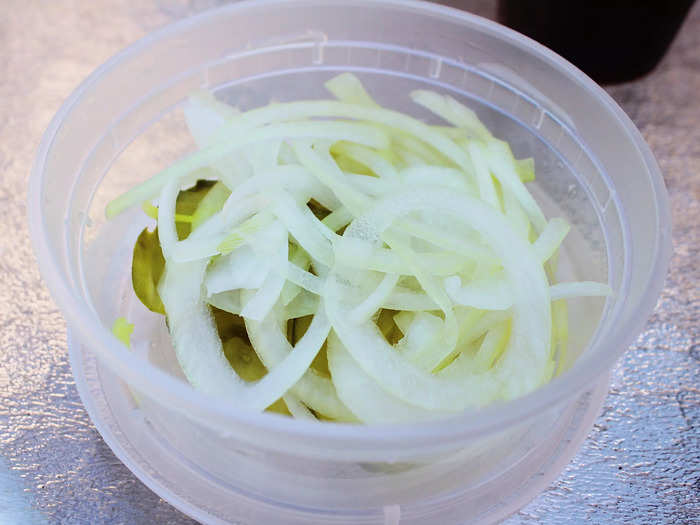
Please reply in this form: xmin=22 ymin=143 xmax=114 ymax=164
xmin=0 ymin=1 xmax=698 ymax=524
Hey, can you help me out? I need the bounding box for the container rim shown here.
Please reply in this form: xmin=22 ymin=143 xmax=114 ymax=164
xmin=28 ymin=0 xmax=672 ymax=448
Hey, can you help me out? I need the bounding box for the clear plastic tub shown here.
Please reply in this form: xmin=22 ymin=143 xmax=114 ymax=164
xmin=28 ymin=1 xmax=671 ymax=523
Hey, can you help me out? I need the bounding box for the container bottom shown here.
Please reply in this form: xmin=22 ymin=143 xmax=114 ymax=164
xmin=69 ymin=331 xmax=608 ymax=525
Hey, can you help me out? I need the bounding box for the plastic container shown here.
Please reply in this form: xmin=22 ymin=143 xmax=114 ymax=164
xmin=28 ymin=1 xmax=671 ymax=523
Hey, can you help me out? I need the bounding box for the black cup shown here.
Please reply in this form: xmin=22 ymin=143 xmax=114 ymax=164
xmin=498 ymin=0 xmax=695 ymax=84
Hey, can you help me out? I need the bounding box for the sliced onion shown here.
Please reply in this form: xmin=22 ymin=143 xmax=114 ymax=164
xmin=110 ymin=73 xmax=611 ymax=423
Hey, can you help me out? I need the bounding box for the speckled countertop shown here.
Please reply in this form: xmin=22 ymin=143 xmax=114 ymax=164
xmin=0 ymin=1 xmax=698 ymax=524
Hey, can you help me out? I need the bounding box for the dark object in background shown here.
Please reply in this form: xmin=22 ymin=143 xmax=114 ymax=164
xmin=498 ymin=0 xmax=695 ymax=84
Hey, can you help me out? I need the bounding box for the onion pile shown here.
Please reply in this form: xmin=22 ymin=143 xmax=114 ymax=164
xmin=109 ymin=73 xmax=610 ymax=423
